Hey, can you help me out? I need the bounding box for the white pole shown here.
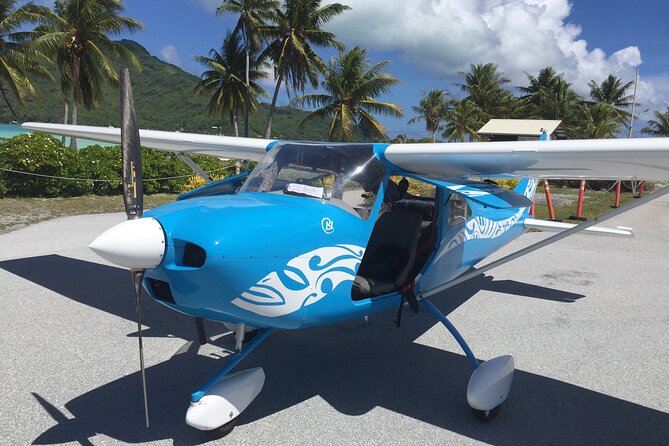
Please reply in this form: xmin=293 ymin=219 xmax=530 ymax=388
xmin=628 ymin=68 xmax=639 ymax=138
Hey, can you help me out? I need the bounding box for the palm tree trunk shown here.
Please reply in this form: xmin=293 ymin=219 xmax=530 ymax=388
xmin=70 ymin=90 xmax=78 ymax=150
xmin=70 ymin=58 xmax=80 ymax=150
xmin=244 ymin=43 xmax=250 ymax=138
xmin=231 ymin=112 xmax=239 ymax=137
xmin=0 ymin=87 xmax=19 ymax=120
xmin=432 ymin=130 xmax=436 ymax=143
xmin=264 ymin=72 xmax=283 ymax=139
xmin=62 ymin=100 xmax=68 ymax=144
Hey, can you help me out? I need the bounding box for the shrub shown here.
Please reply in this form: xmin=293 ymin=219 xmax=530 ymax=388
xmin=142 ymin=149 xmax=190 ymax=194
xmin=0 ymin=133 xmax=91 ymax=197
xmin=78 ymin=145 xmax=123 ymax=195
xmin=182 ymin=173 xmax=230 ymax=192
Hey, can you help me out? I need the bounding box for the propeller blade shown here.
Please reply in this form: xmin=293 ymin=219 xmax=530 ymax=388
xmin=120 ymin=67 xmax=143 ymax=220
xmin=121 ymin=68 xmax=149 ymax=427
xmin=132 ymin=270 xmax=150 ymax=428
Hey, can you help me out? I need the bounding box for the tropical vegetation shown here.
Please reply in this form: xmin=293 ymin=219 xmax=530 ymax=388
xmin=216 ymin=0 xmax=277 ymax=137
xmin=408 ymin=89 xmax=449 ymax=143
xmin=0 ymin=0 xmax=666 ymax=165
xmin=193 ymin=31 xmax=267 ymax=137
xmin=0 ymin=0 xmax=52 ymax=118
xmin=291 ymin=46 xmax=402 ymax=142
xmin=258 ymin=0 xmax=350 ymax=138
xmin=32 ymin=0 xmax=143 ymax=148
xmin=641 ymin=108 xmax=669 ymax=137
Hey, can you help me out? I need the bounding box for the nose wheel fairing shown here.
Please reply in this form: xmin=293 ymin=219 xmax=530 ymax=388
xmin=421 ymin=299 xmax=514 ymax=418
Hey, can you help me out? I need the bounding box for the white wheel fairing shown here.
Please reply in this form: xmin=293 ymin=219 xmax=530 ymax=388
xmin=467 ymin=355 xmax=515 ymax=411
xmin=186 ymin=368 xmax=265 ymax=431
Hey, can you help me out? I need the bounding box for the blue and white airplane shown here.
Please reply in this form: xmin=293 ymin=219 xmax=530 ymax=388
xmin=24 ymin=103 xmax=669 ymax=436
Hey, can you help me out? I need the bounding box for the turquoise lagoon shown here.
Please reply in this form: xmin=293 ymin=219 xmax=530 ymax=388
xmin=0 ymin=123 xmax=114 ymax=148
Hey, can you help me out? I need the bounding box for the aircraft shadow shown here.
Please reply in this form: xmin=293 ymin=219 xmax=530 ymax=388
xmin=6 ymin=255 xmax=663 ymax=444
xmin=29 ymin=313 xmax=669 ymax=445
xmin=0 ymin=254 xmax=227 ymax=341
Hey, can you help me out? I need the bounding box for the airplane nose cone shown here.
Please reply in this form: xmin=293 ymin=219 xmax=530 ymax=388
xmin=89 ymin=217 xmax=166 ymax=269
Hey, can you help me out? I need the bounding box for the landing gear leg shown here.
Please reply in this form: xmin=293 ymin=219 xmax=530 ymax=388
xmin=420 ymin=299 xmax=514 ymax=421
xmin=195 ymin=318 xmax=207 ymax=345
xmin=186 ymin=328 xmax=272 ymax=435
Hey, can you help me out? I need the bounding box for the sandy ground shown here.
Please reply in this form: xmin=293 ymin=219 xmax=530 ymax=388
xmin=0 ymin=195 xmax=668 ymax=445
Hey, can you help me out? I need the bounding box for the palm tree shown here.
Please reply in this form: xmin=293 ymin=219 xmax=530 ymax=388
xmin=259 ymin=0 xmax=350 ymax=138
xmin=519 ymin=67 xmax=582 ymax=126
xmin=571 ymin=102 xmax=622 ymax=139
xmin=408 ymin=89 xmax=449 ymax=142
xmin=0 ymin=0 xmax=52 ymax=118
xmin=641 ymin=108 xmax=669 ymax=137
xmin=441 ymin=99 xmax=482 ymax=142
xmin=456 ymin=63 xmax=514 ymax=120
xmin=290 ymin=46 xmax=403 ymax=142
xmin=194 ymin=32 xmax=268 ymax=137
xmin=216 ymin=0 xmax=277 ymax=138
xmin=588 ymin=74 xmax=635 ymax=126
xmin=34 ymin=0 xmax=143 ymax=149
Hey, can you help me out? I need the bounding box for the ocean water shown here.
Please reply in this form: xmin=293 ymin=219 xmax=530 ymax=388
xmin=0 ymin=123 xmax=115 ymax=148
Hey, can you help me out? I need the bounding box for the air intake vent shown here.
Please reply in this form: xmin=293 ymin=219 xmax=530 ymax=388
xmin=148 ymin=278 xmax=175 ymax=303
xmin=182 ymin=243 xmax=207 ymax=268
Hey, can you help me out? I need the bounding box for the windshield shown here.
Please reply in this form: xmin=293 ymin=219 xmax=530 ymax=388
xmin=240 ymin=143 xmax=387 ymax=219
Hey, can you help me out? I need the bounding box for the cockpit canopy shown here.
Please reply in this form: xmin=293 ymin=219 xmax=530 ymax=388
xmin=240 ymin=143 xmax=387 ymax=219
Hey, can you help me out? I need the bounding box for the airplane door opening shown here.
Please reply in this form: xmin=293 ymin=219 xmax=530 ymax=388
xmin=351 ymin=176 xmax=439 ymax=301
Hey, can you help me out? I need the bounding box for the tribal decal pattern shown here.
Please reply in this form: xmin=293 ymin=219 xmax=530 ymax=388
xmin=232 ymin=244 xmax=364 ymax=317
xmin=434 ymin=179 xmax=538 ymax=261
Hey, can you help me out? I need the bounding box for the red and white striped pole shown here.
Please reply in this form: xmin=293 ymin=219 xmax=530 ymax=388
xmin=637 ymin=180 xmax=647 ymax=198
xmin=614 ymin=181 xmax=621 ymax=208
xmin=544 ymin=179 xmax=556 ymax=221
xmin=530 ymin=199 xmax=535 ymax=217
xmin=570 ymin=180 xmax=587 ymax=221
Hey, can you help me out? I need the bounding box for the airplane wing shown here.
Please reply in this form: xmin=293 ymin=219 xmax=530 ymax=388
xmin=21 ymin=123 xmax=274 ymax=161
xmin=383 ymin=138 xmax=669 ymax=180
xmin=24 ymin=122 xmax=669 ymax=180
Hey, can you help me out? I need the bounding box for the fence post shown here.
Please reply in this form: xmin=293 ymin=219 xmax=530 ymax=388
xmin=544 ymin=179 xmax=557 ymax=221
xmin=569 ymin=180 xmax=587 ymax=221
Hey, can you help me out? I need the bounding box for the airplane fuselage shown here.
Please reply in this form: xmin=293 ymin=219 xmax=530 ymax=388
xmin=142 ymin=174 xmax=537 ymax=330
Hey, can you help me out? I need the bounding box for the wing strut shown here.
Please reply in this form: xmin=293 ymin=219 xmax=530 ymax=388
xmin=175 ymin=152 xmax=212 ymax=183
xmin=419 ymin=186 xmax=669 ymax=299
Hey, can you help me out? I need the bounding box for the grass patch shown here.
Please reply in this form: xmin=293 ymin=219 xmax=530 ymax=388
xmin=0 ymin=186 xmax=648 ymax=235
xmin=533 ymin=186 xmax=635 ymax=221
xmin=0 ymin=194 xmax=178 ymax=234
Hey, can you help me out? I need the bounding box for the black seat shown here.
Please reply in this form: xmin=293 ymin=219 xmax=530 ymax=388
xmin=352 ymin=211 xmax=423 ymax=300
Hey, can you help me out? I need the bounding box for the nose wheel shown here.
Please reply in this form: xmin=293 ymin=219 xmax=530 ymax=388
xmin=420 ymin=300 xmax=515 ymax=421
xmin=206 ymin=417 xmax=239 ymax=439
xmin=472 ymin=406 xmax=500 ymax=422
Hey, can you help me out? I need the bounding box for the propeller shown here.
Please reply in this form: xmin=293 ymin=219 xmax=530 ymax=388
xmin=120 ymin=67 xmax=149 ymax=428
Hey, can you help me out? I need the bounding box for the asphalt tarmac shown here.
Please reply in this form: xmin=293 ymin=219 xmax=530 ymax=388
xmin=1 ymin=195 xmax=668 ymax=445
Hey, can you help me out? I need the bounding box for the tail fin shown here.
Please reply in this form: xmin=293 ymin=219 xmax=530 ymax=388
xmin=514 ymin=178 xmax=538 ymax=202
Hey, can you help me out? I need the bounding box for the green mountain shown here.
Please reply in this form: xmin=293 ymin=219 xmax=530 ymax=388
xmin=1 ymin=40 xmax=330 ymax=140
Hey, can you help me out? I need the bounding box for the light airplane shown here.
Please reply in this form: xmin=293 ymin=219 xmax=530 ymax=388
xmin=22 ymin=75 xmax=669 ymax=437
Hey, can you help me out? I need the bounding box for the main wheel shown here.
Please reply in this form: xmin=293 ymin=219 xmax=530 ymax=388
xmin=472 ymin=405 xmax=500 ymax=422
xmin=206 ymin=417 xmax=239 ymax=439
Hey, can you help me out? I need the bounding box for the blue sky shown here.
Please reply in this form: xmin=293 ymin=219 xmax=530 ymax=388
xmin=33 ymin=1 xmax=669 ymax=137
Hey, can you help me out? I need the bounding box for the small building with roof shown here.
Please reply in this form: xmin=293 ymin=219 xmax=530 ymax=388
xmin=477 ymin=119 xmax=566 ymax=141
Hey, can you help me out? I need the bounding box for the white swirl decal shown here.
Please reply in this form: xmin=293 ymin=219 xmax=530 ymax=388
xmin=231 ymin=244 xmax=364 ymax=317
xmin=434 ymin=179 xmax=538 ymax=261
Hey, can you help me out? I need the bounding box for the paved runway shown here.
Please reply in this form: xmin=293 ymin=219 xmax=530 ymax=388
xmin=1 ymin=195 xmax=668 ymax=445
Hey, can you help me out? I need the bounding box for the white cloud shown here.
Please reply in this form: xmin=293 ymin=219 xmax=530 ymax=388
xmin=159 ymin=45 xmax=184 ymax=68
xmin=327 ymin=0 xmax=643 ymax=95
